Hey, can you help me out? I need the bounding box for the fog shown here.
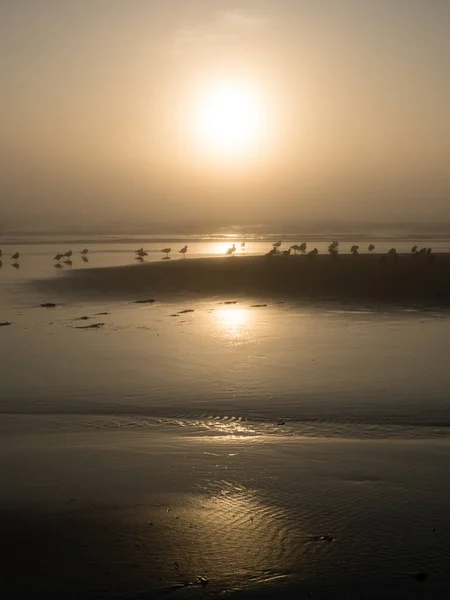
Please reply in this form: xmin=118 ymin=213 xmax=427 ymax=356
xmin=1 ymin=0 xmax=449 ymax=230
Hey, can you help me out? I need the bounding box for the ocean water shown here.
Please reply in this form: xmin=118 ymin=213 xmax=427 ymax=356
xmin=1 ymin=237 xmax=450 ymax=597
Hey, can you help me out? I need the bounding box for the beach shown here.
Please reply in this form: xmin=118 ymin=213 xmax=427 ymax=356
xmin=1 ymin=243 xmax=450 ymax=598
xmin=45 ymin=252 xmax=450 ymax=305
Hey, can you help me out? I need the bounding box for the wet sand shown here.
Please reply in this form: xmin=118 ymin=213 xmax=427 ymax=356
xmin=43 ymin=253 xmax=450 ymax=304
xmin=2 ymin=423 xmax=450 ymax=599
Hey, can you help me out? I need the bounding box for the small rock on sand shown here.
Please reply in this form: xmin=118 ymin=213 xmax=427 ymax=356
xmin=223 ymin=301 xmax=237 ymax=304
xmin=0 ymin=322 xmax=12 ymax=327
xmin=135 ymin=299 xmax=156 ymax=304
xmin=75 ymin=316 xmax=90 ymax=321
xmin=75 ymin=322 xmax=105 ymax=330
xmin=178 ymin=309 xmax=194 ymax=314
xmin=41 ymin=303 xmax=57 ymax=308
xmin=95 ymin=312 xmax=110 ymax=315
xmin=250 ymin=304 xmax=267 ymax=308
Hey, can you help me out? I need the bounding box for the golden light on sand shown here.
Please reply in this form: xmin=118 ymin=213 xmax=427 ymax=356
xmin=214 ymin=307 xmax=252 ymax=340
xmin=191 ymin=79 xmax=270 ymax=161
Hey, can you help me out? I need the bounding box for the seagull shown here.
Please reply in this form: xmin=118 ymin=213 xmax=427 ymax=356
xmin=273 ymin=240 xmax=282 ymax=248
xmin=81 ymin=248 xmax=89 ymax=255
xmin=63 ymin=250 xmax=72 ymax=258
xmin=12 ymin=252 xmax=20 ymax=260
xmin=368 ymin=244 xmax=375 ymax=252
xmin=179 ymin=245 xmax=188 ymax=257
xmin=299 ymin=242 xmax=307 ymax=254
xmin=226 ymin=243 xmax=236 ymax=256
xmin=54 ymin=253 xmax=63 ymax=261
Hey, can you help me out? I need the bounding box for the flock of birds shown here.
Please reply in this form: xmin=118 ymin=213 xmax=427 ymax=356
xmin=134 ymin=245 xmax=189 ymax=261
xmin=0 ymin=242 xmax=435 ymax=270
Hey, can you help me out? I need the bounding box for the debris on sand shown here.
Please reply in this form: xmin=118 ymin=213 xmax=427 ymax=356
xmin=75 ymin=322 xmax=105 ymax=330
xmin=0 ymin=322 xmax=12 ymax=327
xmin=135 ymin=299 xmax=156 ymax=304
xmin=95 ymin=312 xmax=110 ymax=315
xmin=223 ymin=301 xmax=238 ymax=305
xmin=178 ymin=309 xmax=194 ymax=314
xmin=40 ymin=303 xmax=57 ymax=308
xmin=75 ymin=316 xmax=90 ymax=321
xmin=196 ymin=576 xmax=209 ymax=587
xmin=169 ymin=314 xmax=180 ymax=317
xmin=250 ymin=304 xmax=267 ymax=308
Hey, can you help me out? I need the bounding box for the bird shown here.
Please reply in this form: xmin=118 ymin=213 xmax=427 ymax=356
xmin=299 ymin=242 xmax=307 ymax=254
xmin=281 ymin=248 xmax=291 ymax=256
xmin=63 ymin=250 xmax=72 ymax=258
xmin=54 ymin=253 xmax=63 ymax=261
xmin=12 ymin=252 xmax=20 ymax=260
xmin=368 ymin=244 xmax=375 ymax=252
xmin=290 ymin=245 xmax=301 ymax=254
xmin=265 ymin=247 xmax=278 ymax=257
xmin=273 ymin=240 xmax=282 ymax=248
xmin=81 ymin=248 xmax=89 ymax=255
xmin=328 ymin=242 xmax=339 ymax=254
xmin=226 ymin=243 xmax=236 ymax=256
xmin=411 ymin=245 xmax=418 ymax=253
xmin=351 ymin=245 xmax=359 ymax=255
xmin=179 ymin=245 xmax=188 ymax=257
xmin=241 ymin=242 xmax=246 ymax=250
xmin=307 ymin=248 xmax=319 ymax=258
xmin=135 ymin=247 xmax=144 ymax=254
xmin=136 ymin=249 xmax=148 ymax=257
xmin=162 ymin=247 xmax=171 ymax=259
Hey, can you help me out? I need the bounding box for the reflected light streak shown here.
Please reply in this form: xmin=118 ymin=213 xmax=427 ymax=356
xmin=214 ymin=308 xmax=253 ymax=339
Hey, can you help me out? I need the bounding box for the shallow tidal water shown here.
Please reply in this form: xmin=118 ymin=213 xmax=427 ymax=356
xmin=1 ymin=243 xmax=450 ymax=598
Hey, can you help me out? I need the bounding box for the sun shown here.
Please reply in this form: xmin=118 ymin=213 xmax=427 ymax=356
xmin=192 ymin=79 xmax=268 ymax=160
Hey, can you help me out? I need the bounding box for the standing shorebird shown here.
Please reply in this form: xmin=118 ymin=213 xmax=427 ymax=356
xmin=281 ymin=248 xmax=291 ymax=256
xmin=226 ymin=243 xmax=236 ymax=256
xmin=351 ymin=245 xmax=359 ymax=255
xmin=179 ymin=245 xmax=188 ymax=257
xmin=63 ymin=250 xmax=72 ymax=259
xmin=12 ymin=252 xmax=20 ymax=260
xmin=241 ymin=242 xmax=246 ymax=250
xmin=54 ymin=253 xmax=63 ymax=261
xmin=162 ymin=247 xmax=171 ymax=260
xmin=136 ymin=249 xmax=148 ymax=258
xmin=299 ymin=242 xmax=307 ymax=254
xmin=368 ymin=244 xmax=375 ymax=252
xmin=290 ymin=245 xmax=301 ymax=254
xmin=81 ymin=248 xmax=89 ymax=255
xmin=273 ymin=240 xmax=282 ymax=248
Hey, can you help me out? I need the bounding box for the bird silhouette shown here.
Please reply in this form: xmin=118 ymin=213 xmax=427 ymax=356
xmin=12 ymin=252 xmax=20 ymax=260
xmin=54 ymin=253 xmax=63 ymax=261
xmin=81 ymin=248 xmax=89 ymax=255
xmin=273 ymin=240 xmax=282 ymax=248
xmin=63 ymin=250 xmax=72 ymax=258
xmin=162 ymin=247 xmax=171 ymax=260
xmin=411 ymin=245 xmax=418 ymax=253
xmin=179 ymin=245 xmax=188 ymax=257
xmin=226 ymin=243 xmax=236 ymax=256
xmin=290 ymin=245 xmax=301 ymax=254
xmin=281 ymin=248 xmax=291 ymax=256
xmin=351 ymin=245 xmax=359 ymax=255
xmin=299 ymin=242 xmax=307 ymax=254
xmin=241 ymin=242 xmax=246 ymax=250
xmin=368 ymin=244 xmax=375 ymax=252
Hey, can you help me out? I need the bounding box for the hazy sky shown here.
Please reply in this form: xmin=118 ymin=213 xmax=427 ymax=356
xmin=1 ymin=0 xmax=449 ymax=228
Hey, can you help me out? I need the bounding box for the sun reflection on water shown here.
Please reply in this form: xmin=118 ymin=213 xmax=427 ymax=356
xmin=214 ymin=308 xmax=253 ymax=340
